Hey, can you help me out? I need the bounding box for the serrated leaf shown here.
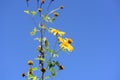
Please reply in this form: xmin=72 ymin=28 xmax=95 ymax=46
xmin=53 ymin=53 xmax=59 ymax=57
xmin=34 ymin=38 xmax=42 ymax=42
xmin=35 ymin=58 xmax=45 ymax=62
xmin=48 ymin=61 xmax=55 ymax=69
xmin=24 ymin=10 xmax=30 ymax=14
xmin=32 ymin=67 xmax=38 ymax=71
xmin=30 ymin=27 xmax=37 ymax=36
xmin=44 ymin=15 xmax=49 ymax=22
xmin=33 ymin=76 xmax=38 ymax=80
xmin=45 ymin=76 xmax=50 ymax=80
xmin=44 ymin=48 xmax=54 ymax=55
xmin=50 ymin=67 xmax=56 ymax=77
xmin=45 ymin=40 xmax=49 ymax=48
xmin=31 ymin=11 xmax=37 ymax=16
xmin=50 ymin=17 xmax=56 ymax=23
xmin=55 ymin=61 xmax=60 ymax=66
xmin=28 ymin=74 xmax=35 ymax=79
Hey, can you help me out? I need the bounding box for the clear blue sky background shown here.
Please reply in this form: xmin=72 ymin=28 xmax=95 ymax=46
xmin=0 ymin=0 xmax=120 ymax=80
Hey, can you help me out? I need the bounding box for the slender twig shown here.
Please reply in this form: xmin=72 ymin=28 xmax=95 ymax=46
xmin=46 ymin=0 xmax=53 ymax=13
xmin=47 ymin=8 xmax=60 ymax=15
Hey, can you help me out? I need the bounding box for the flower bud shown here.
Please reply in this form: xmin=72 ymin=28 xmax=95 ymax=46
xmin=41 ymin=0 xmax=45 ymax=4
xmin=54 ymin=12 xmax=59 ymax=17
xmin=59 ymin=65 xmax=64 ymax=70
xmin=21 ymin=73 xmax=26 ymax=77
xmin=38 ymin=8 xmax=42 ymax=12
xmin=67 ymin=38 xmax=72 ymax=44
xmin=28 ymin=60 xmax=33 ymax=65
xmin=41 ymin=68 xmax=46 ymax=72
xmin=60 ymin=6 xmax=64 ymax=9
xmin=28 ymin=71 xmax=33 ymax=75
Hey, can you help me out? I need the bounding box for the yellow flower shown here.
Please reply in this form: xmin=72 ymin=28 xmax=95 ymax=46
xmin=59 ymin=38 xmax=74 ymax=52
xmin=58 ymin=37 xmax=63 ymax=43
xmin=49 ymin=28 xmax=65 ymax=36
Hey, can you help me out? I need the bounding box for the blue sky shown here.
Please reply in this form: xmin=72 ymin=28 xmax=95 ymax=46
xmin=0 ymin=0 xmax=120 ymax=80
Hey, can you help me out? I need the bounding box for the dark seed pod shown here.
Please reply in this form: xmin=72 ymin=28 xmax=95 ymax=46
xmin=59 ymin=65 xmax=64 ymax=70
xmin=67 ymin=38 xmax=72 ymax=44
xmin=60 ymin=6 xmax=64 ymax=9
xmin=22 ymin=73 xmax=26 ymax=77
xmin=54 ymin=12 xmax=59 ymax=17
xmin=38 ymin=8 xmax=42 ymax=12
xmin=41 ymin=68 xmax=46 ymax=72
xmin=41 ymin=0 xmax=45 ymax=4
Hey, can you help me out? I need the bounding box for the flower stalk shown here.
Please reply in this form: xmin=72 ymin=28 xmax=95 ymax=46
xmin=22 ymin=0 xmax=74 ymax=80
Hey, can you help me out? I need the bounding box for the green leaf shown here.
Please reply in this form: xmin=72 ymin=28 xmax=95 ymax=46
xmin=50 ymin=67 xmax=56 ymax=77
xmin=33 ymin=76 xmax=38 ymax=80
xmin=45 ymin=40 xmax=49 ymax=48
xmin=44 ymin=15 xmax=49 ymax=22
xmin=43 ymin=15 xmax=51 ymax=22
xmin=24 ymin=10 xmax=30 ymax=14
xmin=45 ymin=76 xmax=50 ymax=80
xmin=32 ymin=67 xmax=38 ymax=71
xmin=31 ymin=11 xmax=37 ymax=16
xmin=34 ymin=38 xmax=42 ymax=42
xmin=35 ymin=58 xmax=45 ymax=62
xmin=28 ymin=74 xmax=35 ymax=79
xmin=55 ymin=61 xmax=60 ymax=66
xmin=53 ymin=53 xmax=59 ymax=57
xmin=50 ymin=17 xmax=56 ymax=23
xmin=39 ymin=25 xmax=46 ymax=30
xmin=30 ymin=27 xmax=37 ymax=36
xmin=48 ymin=61 xmax=55 ymax=69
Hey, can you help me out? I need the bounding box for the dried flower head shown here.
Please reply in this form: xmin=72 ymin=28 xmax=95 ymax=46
xmin=21 ymin=73 xmax=26 ymax=77
xmin=38 ymin=8 xmax=42 ymax=12
xmin=59 ymin=65 xmax=64 ymax=70
xmin=41 ymin=0 xmax=45 ymax=3
xmin=60 ymin=6 xmax=64 ymax=9
xmin=28 ymin=60 xmax=33 ymax=65
xmin=54 ymin=12 xmax=59 ymax=17
xmin=41 ymin=68 xmax=46 ymax=72
xmin=28 ymin=71 xmax=33 ymax=75
xmin=67 ymin=38 xmax=73 ymax=44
